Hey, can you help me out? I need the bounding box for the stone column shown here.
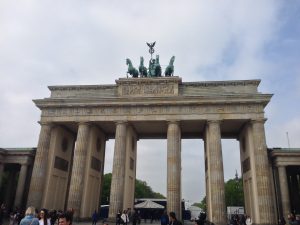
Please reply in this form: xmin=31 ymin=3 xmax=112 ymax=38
xmin=250 ymin=119 xmax=276 ymax=224
xmin=278 ymin=166 xmax=290 ymax=219
xmin=14 ymin=164 xmax=28 ymax=207
xmin=67 ymin=122 xmax=90 ymax=219
xmin=167 ymin=121 xmax=181 ymax=220
xmin=108 ymin=122 xmax=127 ymax=219
xmin=0 ymin=163 xmax=4 ymax=189
xmin=205 ymin=120 xmax=226 ymax=225
xmin=27 ymin=122 xmax=52 ymax=208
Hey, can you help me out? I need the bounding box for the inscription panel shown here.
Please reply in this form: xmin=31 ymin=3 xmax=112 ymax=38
xmin=120 ymin=83 xmax=175 ymax=96
xmin=54 ymin=156 xmax=69 ymax=172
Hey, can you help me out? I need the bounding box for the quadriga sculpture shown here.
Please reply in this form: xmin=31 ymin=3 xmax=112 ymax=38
xmin=164 ymin=56 xmax=175 ymax=76
xmin=139 ymin=56 xmax=148 ymax=77
xmin=126 ymin=58 xmax=139 ymax=78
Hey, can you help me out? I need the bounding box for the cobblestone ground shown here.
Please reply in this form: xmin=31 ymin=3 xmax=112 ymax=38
xmin=73 ymin=221 xmax=195 ymax=225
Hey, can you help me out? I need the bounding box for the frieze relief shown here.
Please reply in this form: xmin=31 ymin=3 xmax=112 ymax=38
xmin=42 ymin=104 xmax=264 ymax=117
xmin=120 ymin=83 xmax=175 ymax=96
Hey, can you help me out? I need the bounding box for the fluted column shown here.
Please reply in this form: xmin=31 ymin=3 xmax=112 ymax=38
xmin=0 ymin=163 xmax=4 ymax=189
xmin=167 ymin=121 xmax=181 ymax=220
xmin=67 ymin=122 xmax=90 ymax=219
xmin=278 ymin=166 xmax=290 ymax=218
xmin=205 ymin=120 xmax=226 ymax=225
xmin=109 ymin=122 xmax=127 ymax=219
xmin=14 ymin=164 xmax=28 ymax=207
xmin=250 ymin=119 xmax=276 ymax=224
xmin=27 ymin=122 xmax=52 ymax=208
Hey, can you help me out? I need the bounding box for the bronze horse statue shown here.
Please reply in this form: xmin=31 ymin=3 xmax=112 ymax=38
xmin=126 ymin=58 xmax=139 ymax=78
xmin=165 ymin=56 xmax=175 ymax=76
xmin=139 ymin=56 xmax=148 ymax=77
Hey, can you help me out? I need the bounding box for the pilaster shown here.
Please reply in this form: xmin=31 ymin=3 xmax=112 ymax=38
xmin=278 ymin=166 xmax=290 ymax=219
xmin=14 ymin=164 xmax=28 ymax=207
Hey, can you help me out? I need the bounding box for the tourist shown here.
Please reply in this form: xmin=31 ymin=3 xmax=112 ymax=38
xmin=116 ymin=210 xmax=122 ymax=225
xmin=161 ymin=210 xmax=169 ymax=225
xmin=245 ymin=215 xmax=252 ymax=225
xmin=92 ymin=210 xmax=98 ymax=225
xmin=278 ymin=216 xmax=286 ymax=225
xmin=58 ymin=213 xmax=72 ymax=225
xmin=131 ymin=210 xmax=139 ymax=225
xmin=39 ymin=209 xmax=50 ymax=225
xmin=168 ymin=212 xmax=181 ymax=225
xmin=121 ymin=210 xmax=129 ymax=225
xmin=288 ymin=213 xmax=298 ymax=225
xmin=19 ymin=207 xmax=39 ymax=225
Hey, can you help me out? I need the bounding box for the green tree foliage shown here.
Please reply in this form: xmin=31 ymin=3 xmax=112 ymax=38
xmin=192 ymin=196 xmax=206 ymax=211
xmin=225 ymin=177 xmax=244 ymax=207
xmin=193 ymin=176 xmax=244 ymax=211
xmin=101 ymin=173 xmax=165 ymax=205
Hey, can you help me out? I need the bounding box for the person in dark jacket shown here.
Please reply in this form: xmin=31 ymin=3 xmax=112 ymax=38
xmin=92 ymin=210 xmax=98 ymax=225
xmin=168 ymin=212 xmax=181 ymax=225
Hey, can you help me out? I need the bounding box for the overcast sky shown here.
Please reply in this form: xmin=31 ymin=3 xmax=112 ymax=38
xmin=0 ymin=1 xmax=300 ymax=205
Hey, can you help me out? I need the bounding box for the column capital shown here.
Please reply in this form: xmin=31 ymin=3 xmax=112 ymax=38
xmin=206 ymin=119 xmax=222 ymax=124
xmin=78 ymin=121 xmax=90 ymax=126
xmin=249 ymin=118 xmax=267 ymax=124
xmin=115 ymin=121 xmax=128 ymax=125
xmin=38 ymin=121 xmax=53 ymax=127
xmin=167 ymin=120 xmax=180 ymax=125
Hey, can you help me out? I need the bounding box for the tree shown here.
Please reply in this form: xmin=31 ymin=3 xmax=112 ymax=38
xmin=193 ymin=175 xmax=244 ymax=211
xmin=225 ymin=177 xmax=244 ymax=207
xmin=101 ymin=173 xmax=165 ymax=205
xmin=192 ymin=196 xmax=206 ymax=211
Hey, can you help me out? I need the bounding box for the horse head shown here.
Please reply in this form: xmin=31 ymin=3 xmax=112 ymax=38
xmin=126 ymin=58 xmax=131 ymax=66
xmin=140 ymin=56 xmax=144 ymax=66
xmin=170 ymin=56 xmax=175 ymax=65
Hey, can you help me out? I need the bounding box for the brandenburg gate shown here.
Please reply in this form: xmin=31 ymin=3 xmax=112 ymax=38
xmin=27 ymin=76 xmax=277 ymax=225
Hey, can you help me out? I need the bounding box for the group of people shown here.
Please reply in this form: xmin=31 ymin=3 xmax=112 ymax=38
xmin=115 ymin=210 xmax=181 ymax=225
xmin=116 ymin=209 xmax=141 ymax=225
xmin=228 ymin=214 xmax=252 ymax=225
xmin=17 ymin=207 xmax=72 ymax=225
xmin=0 ymin=205 xmax=73 ymax=225
xmin=279 ymin=213 xmax=300 ymax=225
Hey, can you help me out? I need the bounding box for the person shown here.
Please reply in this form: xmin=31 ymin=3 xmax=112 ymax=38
xmin=131 ymin=210 xmax=138 ymax=225
xmin=278 ymin=216 xmax=286 ymax=225
xmin=121 ymin=210 xmax=129 ymax=225
xmin=19 ymin=207 xmax=39 ymax=225
xmin=288 ymin=213 xmax=298 ymax=225
xmin=161 ymin=210 xmax=169 ymax=225
xmin=116 ymin=210 xmax=122 ymax=225
xmin=195 ymin=212 xmax=206 ymax=225
xmin=168 ymin=212 xmax=181 ymax=225
xmin=92 ymin=210 xmax=98 ymax=225
xmin=58 ymin=212 xmax=72 ymax=225
xmin=39 ymin=209 xmax=50 ymax=225
xmin=245 ymin=215 xmax=252 ymax=225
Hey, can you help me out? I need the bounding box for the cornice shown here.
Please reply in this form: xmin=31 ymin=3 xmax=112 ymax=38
xmin=48 ymin=84 xmax=116 ymax=91
xmin=33 ymin=93 xmax=272 ymax=108
xmin=182 ymin=79 xmax=261 ymax=87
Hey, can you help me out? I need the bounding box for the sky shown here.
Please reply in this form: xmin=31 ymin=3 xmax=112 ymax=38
xmin=0 ymin=0 xmax=300 ymax=205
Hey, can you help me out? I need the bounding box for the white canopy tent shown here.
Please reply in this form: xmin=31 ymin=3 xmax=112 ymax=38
xmin=134 ymin=199 xmax=164 ymax=209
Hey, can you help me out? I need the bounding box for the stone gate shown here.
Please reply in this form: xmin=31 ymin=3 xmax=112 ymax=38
xmin=27 ymin=77 xmax=277 ymax=225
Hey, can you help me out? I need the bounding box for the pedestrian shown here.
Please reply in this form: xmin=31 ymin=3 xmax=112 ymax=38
xmin=121 ymin=210 xmax=129 ymax=225
xmin=131 ymin=210 xmax=138 ymax=225
xmin=116 ymin=210 xmax=122 ymax=225
xmin=92 ymin=210 xmax=98 ymax=225
xmin=39 ymin=209 xmax=51 ymax=225
xmin=245 ymin=215 xmax=252 ymax=225
xmin=58 ymin=212 xmax=72 ymax=225
xmin=19 ymin=207 xmax=39 ymax=225
xmin=168 ymin=212 xmax=181 ymax=225
xmin=161 ymin=210 xmax=169 ymax=225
